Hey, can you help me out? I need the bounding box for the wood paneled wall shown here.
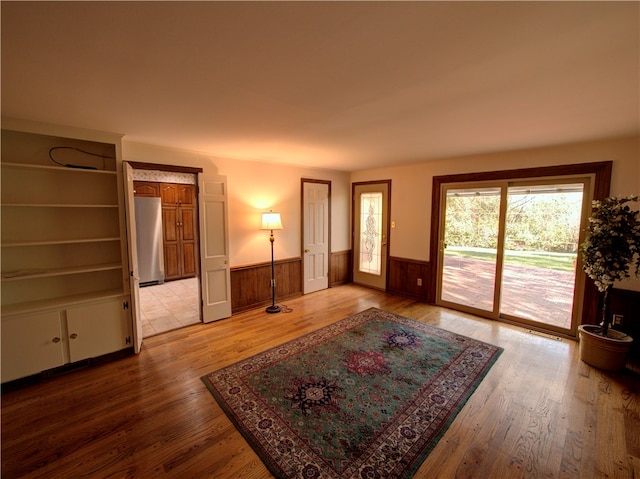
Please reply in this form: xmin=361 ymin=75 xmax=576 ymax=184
xmin=231 ymin=258 xmax=302 ymax=314
xmin=609 ymin=288 xmax=640 ymax=360
xmin=231 ymin=251 xmax=353 ymax=313
xmin=388 ymin=257 xmax=431 ymax=301
xmin=330 ymin=250 xmax=351 ymax=286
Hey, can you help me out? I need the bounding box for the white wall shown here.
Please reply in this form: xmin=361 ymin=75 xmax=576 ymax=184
xmin=351 ymin=134 xmax=640 ymax=290
xmin=122 ymin=142 xmax=351 ymax=267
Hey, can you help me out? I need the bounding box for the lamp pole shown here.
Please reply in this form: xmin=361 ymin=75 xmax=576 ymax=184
xmin=266 ymin=229 xmax=281 ymax=313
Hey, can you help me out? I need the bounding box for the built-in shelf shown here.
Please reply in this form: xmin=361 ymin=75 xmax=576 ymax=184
xmin=0 ymin=289 xmax=127 ymax=316
xmin=2 ymin=204 xmax=119 ymax=208
xmin=1 ymin=237 xmax=121 ymax=248
xmin=1 ymin=126 xmax=131 ymax=383
xmin=1 ymin=162 xmax=117 ymax=175
xmin=2 ymin=263 xmax=122 ymax=281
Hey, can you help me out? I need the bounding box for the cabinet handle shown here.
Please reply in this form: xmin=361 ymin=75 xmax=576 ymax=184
xmin=52 ymin=337 xmax=61 ymax=343
xmin=70 ymin=333 xmax=78 ymax=339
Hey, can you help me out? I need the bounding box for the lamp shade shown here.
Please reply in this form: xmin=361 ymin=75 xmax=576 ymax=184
xmin=260 ymin=212 xmax=283 ymax=230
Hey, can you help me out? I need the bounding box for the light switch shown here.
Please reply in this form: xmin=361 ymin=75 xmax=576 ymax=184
xmin=391 ymin=221 xmax=396 ymax=228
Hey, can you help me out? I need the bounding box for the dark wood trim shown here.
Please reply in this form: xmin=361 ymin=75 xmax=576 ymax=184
xmin=127 ymin=161 xmax=203 ymax=174
xmin=428 ymin=162 xmax=613 ymax=326
xmin=231 ymin=257 xmax=302 ymax=271
xmin=301 ymin=179 xmax=332 ymax=293
xmin=351 ymin=180 xmax=392 ymax=290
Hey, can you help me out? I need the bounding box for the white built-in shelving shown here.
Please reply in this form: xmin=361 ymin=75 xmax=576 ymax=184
xmin=1 ymin=126 xmax=132 ymax=382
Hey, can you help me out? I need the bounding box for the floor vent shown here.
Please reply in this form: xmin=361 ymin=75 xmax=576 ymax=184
xmin=527 ymin=329 xmax=563 ymax=341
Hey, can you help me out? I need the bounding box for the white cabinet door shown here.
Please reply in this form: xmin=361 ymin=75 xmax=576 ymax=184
xmin=66 ymin=299 xmax=131 ymax=363
xmin=1 ymin=311 xmax=65 ymax=382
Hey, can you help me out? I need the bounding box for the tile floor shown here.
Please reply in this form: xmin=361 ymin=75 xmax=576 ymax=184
xmin=139 ymin=277 xmax=201 ymax=337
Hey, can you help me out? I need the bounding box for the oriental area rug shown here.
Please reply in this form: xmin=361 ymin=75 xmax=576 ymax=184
xmin=201 ymin=307 xmax=503 ymax=479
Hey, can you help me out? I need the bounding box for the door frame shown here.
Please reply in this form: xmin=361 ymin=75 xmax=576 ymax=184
xmin=429 ymin=162 xmax=612 ymax=329
xmin=301 ymin=178 xmax=331 ymax=294
xmin=125 ymin=161 xmax=205 ymax=345
xmin=352 ymin=180 xmax=392 ymax=291
xmin=436 ymin=178 xmax=591 ymax=336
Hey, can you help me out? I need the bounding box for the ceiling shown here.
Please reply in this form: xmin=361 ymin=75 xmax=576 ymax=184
xmin=2 ymin=1 xmax=638 ymax=172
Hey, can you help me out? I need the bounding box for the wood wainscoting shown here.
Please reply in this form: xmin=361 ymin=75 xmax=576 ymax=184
xmin=388 ymin=256 xmax=431 ymax=301
xmin=330 ymin=250 xmax=352 ymax=286
xmin=231 ymin=258 xmax=302 ymax=314
xmin=231 ymin=251 xmax=353 ymax=313
xmin=609 ymin=288 xmax=640 ymax=363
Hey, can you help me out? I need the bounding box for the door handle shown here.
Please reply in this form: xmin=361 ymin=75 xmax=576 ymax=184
xmin=304 ymin=249 xmax=310 ymax=253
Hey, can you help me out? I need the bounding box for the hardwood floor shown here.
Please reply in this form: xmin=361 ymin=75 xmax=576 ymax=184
xmin=2 ymin=284 xmax=638 ymax=478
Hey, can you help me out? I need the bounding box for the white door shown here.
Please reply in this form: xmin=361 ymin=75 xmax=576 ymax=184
xmin=303 ymin=180 xmax=330 ymax=294
xmin=353 ymin=181 xmax=390 ymax=290
xmin=123 ymin=162 xmax=143 ymax=353
xmin=199 ymin=173 xmax=232 ymax=322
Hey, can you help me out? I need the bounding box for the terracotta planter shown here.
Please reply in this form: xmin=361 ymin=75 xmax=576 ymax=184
xmin=578 ymin=325 xmax=633 ymax=372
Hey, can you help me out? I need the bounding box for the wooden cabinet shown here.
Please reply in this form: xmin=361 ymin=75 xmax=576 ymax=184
xmin=133 ymin=181 xmax=159 ymax=197
xmin=132 ymin=181 xmax=198 ymax=282
xmin=161 ymin=183 xmax=197 ymax=280
xmin=0 ymin=127 xmax=133 ymax=382
xmin=160 ymin=183 xmax=195 ymax=207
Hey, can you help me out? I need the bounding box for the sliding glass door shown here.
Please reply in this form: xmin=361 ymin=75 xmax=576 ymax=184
xmin=440 ymin=186 xmax=501 ymax=312
xmin=437 ymin=179 xmax=589 ymax=335
xmin=500 ymin=184 xmax=585 ymax=330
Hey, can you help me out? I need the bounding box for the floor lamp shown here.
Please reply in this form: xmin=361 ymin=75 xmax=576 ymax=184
xmin=261 ymin=211 xmax=283 ymax=314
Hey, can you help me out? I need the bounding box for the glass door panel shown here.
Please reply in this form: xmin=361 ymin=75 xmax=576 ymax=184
xmin=359 ymin=192 xmax=383 ymax=275
xmin=500 ymin=184 xmax=584 ymax=329
xmin=440 ymin=186 xmax=501 ymax=312
xmin=353 ymin=182 xmax=389 ymax=290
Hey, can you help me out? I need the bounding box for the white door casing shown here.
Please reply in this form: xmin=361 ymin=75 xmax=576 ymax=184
xmin=199 ymin=173 xmax=232 ymax=322
xmin=303 ymin=180 xmax=330 ymax=294
xmin=123 ymin=162 xmax=143 ymax=353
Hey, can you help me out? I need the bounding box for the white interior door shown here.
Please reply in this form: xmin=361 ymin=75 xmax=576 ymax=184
xmin=303 ymin=180 xmax=330 ymax=294
xmin=199 ymin=173 xmax=232 ymax=322
xmin=123 ymin=162 xmax=143 ymax=353
xmin=353 ymin=181 xmax=390 ymax=290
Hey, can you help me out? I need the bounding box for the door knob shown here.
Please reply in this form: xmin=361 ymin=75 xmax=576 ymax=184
xmin=304 ymin=249 xmax=310 ymax=253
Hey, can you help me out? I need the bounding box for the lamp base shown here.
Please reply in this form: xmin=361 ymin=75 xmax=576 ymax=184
xmin=265 ymin=305 xmax=281 ymax=314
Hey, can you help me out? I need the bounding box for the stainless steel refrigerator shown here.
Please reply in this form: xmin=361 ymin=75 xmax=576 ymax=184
xmin=134 ymin=197 xmax=165 ymax=286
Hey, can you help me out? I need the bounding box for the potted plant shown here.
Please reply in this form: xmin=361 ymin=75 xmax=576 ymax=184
xmin=578 ymin=195 xmax=640 ymax=371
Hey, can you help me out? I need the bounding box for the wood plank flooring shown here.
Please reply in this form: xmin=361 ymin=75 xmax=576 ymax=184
xmin=2 ymin=284 xmax=639 ymax=478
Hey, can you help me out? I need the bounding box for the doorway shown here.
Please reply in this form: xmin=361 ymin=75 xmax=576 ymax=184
xmin=131 ymin=168 xmax=202 ymax=337
xmin=437 ymin=178 xmax=590 ymax=335
xmin=302 ymin=179 xmax=330 ymax=294
xmin=352 ymin=181 xmax=391 ymax=290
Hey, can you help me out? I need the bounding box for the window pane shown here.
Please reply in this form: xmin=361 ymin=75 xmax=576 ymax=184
xmin=359 ymin=192 xmax=382 ymax=275
xmin=500 ymin=184 xmax=584 ymax=329
xmin=440 ymin=187 xmax=500 ymax=311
